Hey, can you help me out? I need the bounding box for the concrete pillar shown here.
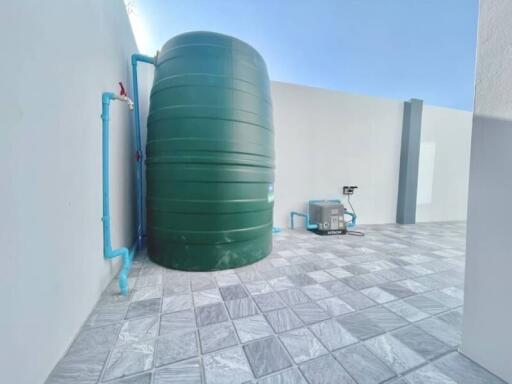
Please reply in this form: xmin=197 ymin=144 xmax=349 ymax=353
xmin=461 ymin=1 xmax=512 ymax=382
xmin=396 ymin=98 xmax=423 ymax=224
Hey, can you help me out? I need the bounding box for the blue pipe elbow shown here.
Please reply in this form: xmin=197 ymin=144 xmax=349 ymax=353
xmin=344 ymin=211 xmax=357 ymax=228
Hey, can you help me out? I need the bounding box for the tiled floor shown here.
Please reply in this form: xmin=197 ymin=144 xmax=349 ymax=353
xmin=46 ymin=222 xmax=508 ymax=384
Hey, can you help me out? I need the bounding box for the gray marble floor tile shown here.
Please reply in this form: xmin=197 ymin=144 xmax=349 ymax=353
xmin=257 ymin=368 xmax=307 ymax=384
xmin=224 ymin=296 xmax=259 ymax=318
xmin=307 ymin=270 xmax=336 ymax=283
xmin=433 ymin=352 xmax=507 ymax=384
xmin=337 ymin=311 xmax=385 ymax=340
xmin=404 ymin=294 xmax=449 ymax=315
xmin=243 ymin=336 xmax=292 ymax=378
xmin=333 ymin=343 xmax=396 ymax=384
xmin=436 ymin=309 xmax=463 ymax=330
xmin=234 ymin=314 xmax=274 ymax=343
xmin=265 ymin=307 xmax=303 ymax=333
xmin=162 ymin=294 xmax=192 ymax=313
xmin=309 ymin=319 xmax=357 ymax=351
xmin=204 ymin=346 xmax=254 ymax=384
xmin=160 ymin=309 xmax=196 ymax=334
xmin=193 ymin=288 xmax=222 ymax=307
xmin=379 ymin=282 xmax=416 ymax=298
xmin=278 ymin=288 xmax=310 ymax=306
xmin=269 ymin=276 xmax=296 ymax=291
xmin=117 ymin=315 xmax=159 ymax=345
xmin=280 ymin=327 xmax=328 ymax=363
xmin=200 ymin=321 xmax=238 ymax=353
xmin=342 ymin=273 xmax=388 ymax=290
xmin=288 ymin=273 xmax=317 ymax=286
xmin=392 ymin=325 xmax=451 ymax=360
xmin=325 ymin=267 xmax=353 ymax=279
xmin=440 ymin=286 xmax=464 ymax=300
xmin=216 ymin=272 xmax=243 ymax=287
xmin=155 ymin=329 xmax=198 ymax=366
xmin=365 ymin=334 xmax=425 ymax=374
xmin=245 ymin=281 xmax=273 ymax=295
xmin=301 ymin=284 xmax=333 ymax=300
xmin=190 ymin=274 xmax=215 ymax=291
xmin=154 ymin=359 xmax=202 ymax=384
xmin=220 ymin=284 xmax=249 ymax=300
xmin=361 ymin=286 xmax=397 ymax=304
xmin=111 ymin=372 xmax=152 ymax=384
xmin=359 ymin=306 xmax=409 ymax=331
xmin=253 ymin=292 xmax=286 ymax=312
xmin=103 ymin=340 xmax=155 ymax=381
xmin=416 ymin=317 xmax=460 ymax=347
xmin=423 ymin=290 xmax=463 ymax=308
xmin=136 ymin=273 xmax=163 ymax=288
xmin=292 ymin=302 xmax=330 ymax=324
xmin=414 ymin=275 xmax=449 ymax=290
xmin=131 ymin=286 xmax=162 ymax=302
xmin=339 ymin=291 xmax=377 ymax=310
xmin=321 ymin=280 xmax=354 ymax=295
xmin=386 ymin=379 xmax=408 ymax=384
xmin=126 ymin=298 xmax=161 ymax=319
xmin=317 ymin=296 xmax=354 ymax=317
xmin=85 ymin=303 xmax=128 ymax=328
xmin=384 ymin=300 xmax=429 ymax=322
xmin=299 ymin=355 xmax=356 ymax=384
xmin=69 ymin=323 xmax=121 ymax=354
xmin=405 ymin=364 xmax=457 ymax=384
xmin=237 ymin=268 xmax=262 ymax=283
xmin=46 ymin=349 xmax=109 ymax=384
xmin=404 ymin=265 xmax=434 ymax=277
xmin=375 ymin=267 xmax=413 ymax=282
xmin=196 ymin=302 xmax=229 ymax=327
xmin=164 ymin=281 xmax=190 ymax=296
xmin=344 ymin=264 xmax=372 ymax=275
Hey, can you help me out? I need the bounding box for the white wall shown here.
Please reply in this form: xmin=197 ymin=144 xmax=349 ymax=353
xmin=0 ymin=1 xmax=140 ymax=383
xmin=461 ymin=1 xmax=512 ymax=382
xmin=416 ymin=105 xmax=472 ymax=222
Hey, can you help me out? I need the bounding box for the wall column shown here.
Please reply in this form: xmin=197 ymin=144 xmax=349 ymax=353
xmin=461 ymin=1 xmax=512 ymax=382
xmin=396 ymin=98 xmax=423 ymax=224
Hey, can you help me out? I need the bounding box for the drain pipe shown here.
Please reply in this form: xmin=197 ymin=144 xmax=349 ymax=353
xmin=131 ymin=53 xmax=156 ymax=251
xmin=102 ymin=92 xmax=135 ymax=295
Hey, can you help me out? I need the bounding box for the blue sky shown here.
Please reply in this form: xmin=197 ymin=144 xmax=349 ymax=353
xmin=128 ymin=0 xmax=479 ymax=110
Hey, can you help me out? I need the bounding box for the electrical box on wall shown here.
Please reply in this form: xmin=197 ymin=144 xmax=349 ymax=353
xmin=343 ymin=185 xmax=358 ymax=195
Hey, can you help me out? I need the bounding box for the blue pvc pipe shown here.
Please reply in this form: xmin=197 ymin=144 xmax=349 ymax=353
xmin=131 ymin=54 xmax=155 ymax=251
xmin=290 ymin=211 xmax=318 ymax=230
xmin=101 ymin=92 xmax=136 ymax=295
xmin=344 ymin=211 xmax=357 ymax=228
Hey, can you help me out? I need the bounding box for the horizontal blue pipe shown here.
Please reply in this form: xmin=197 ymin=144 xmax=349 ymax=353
xmin=101 ymin=92 xmax=136 ymax=295
xmin=131 ymin=54 xmax=156 ymax=251
xmin=290 ymin=211 xmax=318 ymax=230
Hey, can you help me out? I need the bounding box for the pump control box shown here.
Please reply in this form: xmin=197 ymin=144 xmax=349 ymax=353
xmin=309 ymin=201 xmax=347 ymax=235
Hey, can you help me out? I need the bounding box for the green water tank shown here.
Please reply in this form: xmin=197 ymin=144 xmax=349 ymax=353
xmin=146 ymin=31 xmax=274 ymax=271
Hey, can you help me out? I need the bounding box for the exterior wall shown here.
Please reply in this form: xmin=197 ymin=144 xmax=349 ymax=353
xmin=0 ymin=1 xmax=141 ymax=383
xmin=461 ymin=1 xmax=512 ymax=382
xmin=272 ymin=81 xmax=404 ymax=228
xmin=416 ymin=105 xmax=472 ymax=222
xmin=271 ymin=81 xmax=472 ymax=229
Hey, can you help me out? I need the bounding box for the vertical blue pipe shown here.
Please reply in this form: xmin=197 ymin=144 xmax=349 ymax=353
xmin=131 ymin=54 xmax=155 ymax=251
xmin=102 ymin=92 xmax=136 ymax=295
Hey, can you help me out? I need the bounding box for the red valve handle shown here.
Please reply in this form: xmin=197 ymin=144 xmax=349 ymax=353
xmin=119 ymin=82 xmax=127 ymax=97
